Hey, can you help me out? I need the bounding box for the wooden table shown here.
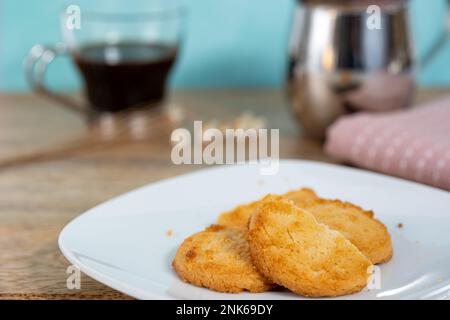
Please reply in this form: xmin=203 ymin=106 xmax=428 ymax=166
xmin=0 ymin=88 xmax=448 ymax=299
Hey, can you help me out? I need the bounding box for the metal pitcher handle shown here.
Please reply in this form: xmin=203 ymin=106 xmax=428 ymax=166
xmin=25 ymin=44 xmax=93 ymax=117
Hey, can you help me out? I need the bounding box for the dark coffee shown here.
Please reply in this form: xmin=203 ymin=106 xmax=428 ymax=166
xmin=74 ymin=42 xmax=177 ymax=112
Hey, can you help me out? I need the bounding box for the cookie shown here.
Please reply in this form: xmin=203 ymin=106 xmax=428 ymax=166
xmin=248 ymin=199 xmax=372 ymax=297
xmin=172 ymin=225 xmax=273 ymax=293
xmin=217 ymin=188 xmax=317 ymax=227
xmin=300 ymin=199 xmax=393 ymax=264
xmin=282 ymin=187 xmax=318 ymax=206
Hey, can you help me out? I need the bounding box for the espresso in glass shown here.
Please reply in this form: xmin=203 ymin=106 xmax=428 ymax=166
xmin=74 ymin=42 xmax=177 ymax=112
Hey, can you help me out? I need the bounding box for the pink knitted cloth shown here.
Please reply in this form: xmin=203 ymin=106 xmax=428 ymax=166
xmin=325 ymin=96 xmax=450 ymax=191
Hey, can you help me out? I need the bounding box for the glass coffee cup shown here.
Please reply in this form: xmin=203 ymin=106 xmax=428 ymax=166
xmin=25 ymin=3 xmax=184 ymax=116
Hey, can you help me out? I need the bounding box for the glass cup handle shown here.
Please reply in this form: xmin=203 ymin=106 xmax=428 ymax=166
xmin=25 ymin=44 xmax=93 ymax=117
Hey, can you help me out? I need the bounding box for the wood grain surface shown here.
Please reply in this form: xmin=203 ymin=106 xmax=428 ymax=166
xmin=0 ymin=88 xmax=448 ymax=299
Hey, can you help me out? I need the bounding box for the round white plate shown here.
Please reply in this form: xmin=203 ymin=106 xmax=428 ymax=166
xmin=59 ymin=160 xmax=450 ymax=299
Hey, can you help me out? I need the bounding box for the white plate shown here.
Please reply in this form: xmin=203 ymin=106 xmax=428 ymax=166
xmin=59 ymin=160 xmax=450 ymax=300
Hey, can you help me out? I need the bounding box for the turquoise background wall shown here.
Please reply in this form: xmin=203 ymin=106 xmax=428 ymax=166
xmin=1 ymin=0 xmax=450 ymax=92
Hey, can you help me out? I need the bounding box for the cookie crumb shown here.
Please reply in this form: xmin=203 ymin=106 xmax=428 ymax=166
xmin=166 ymin=229 xmax=173 ymax=237
xmin=397 ymin=223 xmax=403 ymax=229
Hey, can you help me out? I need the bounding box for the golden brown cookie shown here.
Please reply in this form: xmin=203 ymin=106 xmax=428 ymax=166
xmin=248 ymin=199 xmax=372 ymax=297
xmin=299 ymin=199 xmax=393 ymax=264
xmin=172 ymin=225 xmax=274 ymax=293
xmin=282 ymin=187 xmax=318 ymax=206
xmin=217 ymin=188 xmax=318 ymax=227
